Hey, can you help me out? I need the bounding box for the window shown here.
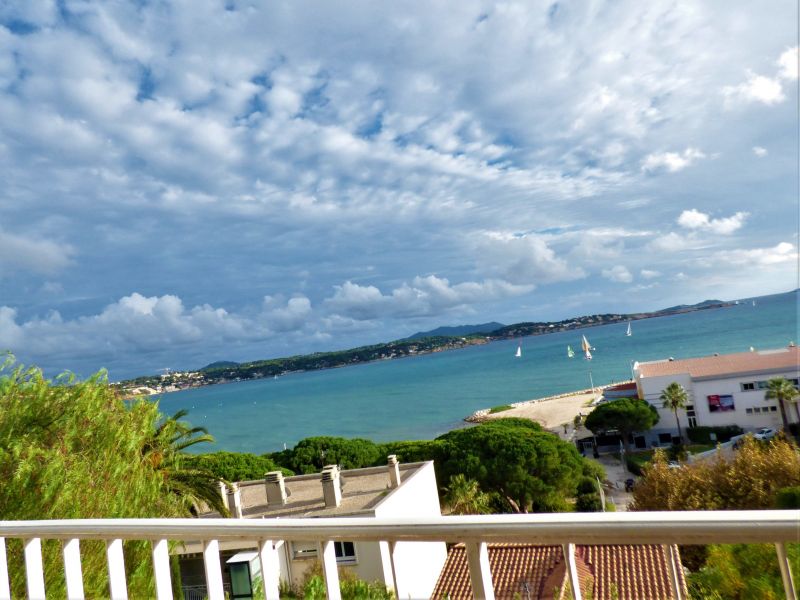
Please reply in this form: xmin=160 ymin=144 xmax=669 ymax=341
xmin=291 ymin=542 xmax=317 ymax=559
xmin=770 ymin=406 xmax=778 ymax=412
xmin=757 ymin=380 xmax=769 ymax=390
xmin=745 ymin=408 xmax=753 ymax=414
xmin=741 ymin=382 xmax=756 ymax=391
xmin=334 ymin=541 xmax=357 ymax=564
xmin=658 ymin=433 xmax=672 ymax=444
xmin=753 ymin=407 xmax=761 ymax=414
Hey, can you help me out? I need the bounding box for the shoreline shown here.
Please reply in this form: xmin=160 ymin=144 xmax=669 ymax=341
xmin=464 ymin=385 xmax=610 ymax=423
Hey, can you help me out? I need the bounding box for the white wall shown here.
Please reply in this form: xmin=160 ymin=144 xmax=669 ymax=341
xmin=374 ymin=461 xmax=447 ymax=600
xmin=638 ymin=369 xmax=796 ymax=435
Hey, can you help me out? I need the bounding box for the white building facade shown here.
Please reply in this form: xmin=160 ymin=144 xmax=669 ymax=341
xmin=177 ymin=458 xmax=447 ymax=599
xmin=633 ymin=346 xmax=799 ymax=443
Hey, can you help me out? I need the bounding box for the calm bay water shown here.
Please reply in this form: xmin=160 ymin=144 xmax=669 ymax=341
xmin=160 ymin=291 xmax=797 ymax=453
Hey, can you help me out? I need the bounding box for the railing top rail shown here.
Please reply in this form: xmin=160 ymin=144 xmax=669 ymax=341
xmin=0 ymin=511 xmax=796 ymax=545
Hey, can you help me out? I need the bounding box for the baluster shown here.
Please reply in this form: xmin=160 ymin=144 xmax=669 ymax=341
xmin=0 ymin=537 xmax=10 ymax=600
xmin=775 ymin=542 xmax=797 ymax=600
xmin=62 ymin=539 xmax=85 ymax=600
xmin=24 ymin=538 xmax=46 ymax=600
xmin=202 ymin=540 xmax=225 ymax=600
xmin=106 ymin=539 xmax=128 ymax=600
xmin=465 ymin=541 xmax=495 ymax=600
xmin=258 ymin=539 xmax=280 ymax=600
xmin=561 ymin=543 xmax=583 ymax=600
xmin=318 ymin=541 xmax=341 ymax=600
xmin=151 ymin=539 xmax=173 ymax=600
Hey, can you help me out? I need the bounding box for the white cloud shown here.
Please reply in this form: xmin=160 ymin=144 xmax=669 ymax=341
xmin=723 ymin=72 xmax=785 ymax=106
xmin=752 ymin=146 xmax=768 ymax=157
xmin=677 ymin=209 xmax=748 ymax=234
xmin=710 ymin=242 xmax=797 ymax=267
xmin=778 ymin=47 xmax=798 ymax=80
xmin=323 ymin=275 xmax=532 ymax=321
xmin=601 ymin=265 xmax=633 ymax=283
xmin=640 ymin=269 xmax=661 ymax=279
xmin=0 ymin=230 xmax=74 ymax=275
xmin=641 ymin=148 xmax=705 ymax=173
xmin=648 ymin=232 xmax=702 ymax=253
xmin=476 ymin=232 xmax=585 ymax=285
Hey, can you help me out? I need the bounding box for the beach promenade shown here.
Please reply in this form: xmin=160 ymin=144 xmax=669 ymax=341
xmin=466 ymin=387 xmax=606 ymax=429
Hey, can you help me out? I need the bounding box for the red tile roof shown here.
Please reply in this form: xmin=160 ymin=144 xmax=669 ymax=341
xmin=430 ymin=543 xmax=686 ymax=600
xmin=636 ymin=346 xmax=799 ymax=380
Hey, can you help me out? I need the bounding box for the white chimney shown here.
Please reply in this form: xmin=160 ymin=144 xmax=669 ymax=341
xmin=226 ymin=482 xmax=243 ymax=518
xmin=387 ymin=455 xmax=401 ymax=488
xmin=218 ymin=481 xmax=228 ymax=506
xmin=321 ymin=465 xmax=342 ymax=508
xmin=265 ymin=471 xmax=288 ymax=506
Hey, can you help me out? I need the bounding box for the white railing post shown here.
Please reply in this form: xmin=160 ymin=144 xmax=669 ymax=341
xmin=465 ymin=541 xmax=495 ymax=600
xmin=62 ymin=538 xmax=85 ymax=600
xmin=0 ymin=537 xmax=10 ymax=600
xmin=562 ymin=543 xmax=583 ymax=600
xmin=151 ymin=539 xmax=173 ymax=600
xmin=106 ymin=539 xmax=128 ymax=600
xmin=775 ymin=542 xmax=797 ymax=600
xmin=202 ymin=539 xmax=225 ymax=600
xmin=665 ymin=544 xmax=683 ymax=600
xmin=258 ymin=539 xmax=280 ymax=600
xmin=318 ymin=540 xmax=342 ymax=600
xmin=24 ymin=537 xmax=46 ymax=600
xmin=387 ymin=541 xmax=401 ymax=600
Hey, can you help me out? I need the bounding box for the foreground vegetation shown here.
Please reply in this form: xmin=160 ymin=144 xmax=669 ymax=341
xmin=631 ymin=436 xmax=800 ymax=599
xmin=0 ymin=358 xmax=222 ymax=597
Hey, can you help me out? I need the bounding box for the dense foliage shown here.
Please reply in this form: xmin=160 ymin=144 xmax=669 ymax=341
xmin=584 ymin=398 xmax=659 ymax=452
xmin=271 ymin=436 xmax=384 ymax=474
xmin=433 ymin=418 xmax=604 ymax=512
xmin=0 ymin=359 xmax=218 ymax=598
xmin=629 ymin=436 xmax=800 ymax=599
xmin=685 ymin=425 xmax=744 ymax=444
xmin=660 ymin=382 xmax=689 ymax=442
xmin=183 ymin=451 xmax=292 ymax=481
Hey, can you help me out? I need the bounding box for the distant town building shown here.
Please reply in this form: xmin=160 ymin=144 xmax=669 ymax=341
xmin=633 ymin=345 xmax=799 ymax=444
xmin=177 ymin=458 xmax=446 ymax=599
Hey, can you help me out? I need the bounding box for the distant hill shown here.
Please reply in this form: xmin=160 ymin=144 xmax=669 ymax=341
xmin=406 ymin=322 xmax=505 ymax=340
xmin=199 ymin=360 xmax=240 ymax=371
xmin=655 ymin=299 xmax=725 ymax=314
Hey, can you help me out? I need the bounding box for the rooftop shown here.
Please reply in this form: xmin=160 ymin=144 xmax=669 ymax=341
xmin=635 ymin=345 xmax=799 ymax=380
xmin=202 ymin=462 xmax=425 ymax=519
xmin=431 ymin=543 xmax=687 ymax=600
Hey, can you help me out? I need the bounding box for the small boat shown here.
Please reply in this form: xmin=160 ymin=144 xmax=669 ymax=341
xmin=567 ymin=345 xmax=575 ymax=358
xmin=581 ymin=335 xmax=593 ymax=360
xmin=752 ymin=300 xmax=756 ymax=307
xmin=626 ymin=321 xmax=632 ymax=337
xmin=515 ymin=342 xmax=522 ymax=358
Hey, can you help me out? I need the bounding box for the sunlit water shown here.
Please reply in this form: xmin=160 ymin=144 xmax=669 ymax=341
xmin=159 ymin=292 xmax=797 ymax=453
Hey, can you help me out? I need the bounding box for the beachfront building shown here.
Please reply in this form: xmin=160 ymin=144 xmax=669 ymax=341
xmin=177 ymin=457 xmax=447 ymax=599
xmin=633 ymin=345 xmax=800 ymax=442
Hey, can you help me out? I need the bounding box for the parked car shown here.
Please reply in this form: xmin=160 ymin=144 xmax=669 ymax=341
xmin=667 ymin=460 xmax=681 ymax=469
xmin=753 ymin=427 xmax=777 ymax=440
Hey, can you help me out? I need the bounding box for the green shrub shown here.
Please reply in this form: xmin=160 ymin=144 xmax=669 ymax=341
xmin=576 ymin=477 xmax=598 ymax=495
xmin=184 ymin=451 xmax=292 ymax=481
xmin=686 ymin=425 xmax=743 ymax=444
xmin=575 ymin=492 xmax=603 ymax=512
xmin=488 ymin=404 xmax=513 ymax=414
xmin=775 ymin=486 xmax=800 ymax=509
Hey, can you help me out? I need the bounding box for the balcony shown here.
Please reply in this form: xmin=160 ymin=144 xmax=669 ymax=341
xmin=0 ymin=510 xmax=797 ymax=600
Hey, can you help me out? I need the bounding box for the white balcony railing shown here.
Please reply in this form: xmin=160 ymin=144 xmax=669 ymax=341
xmin=0 ymin=510 xmax=797 ymax=600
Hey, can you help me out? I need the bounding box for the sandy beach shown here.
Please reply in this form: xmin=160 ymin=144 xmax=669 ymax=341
xmin=468 ymin=389 xmax=603 ymax=430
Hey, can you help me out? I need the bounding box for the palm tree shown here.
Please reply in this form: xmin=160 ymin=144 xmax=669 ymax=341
xmin=765 ymin=378 xmax=798 ymax=430
xmin=660 ymin=382 xmax=689 ymax=443
xmin=143 ymin=409 xmax=230 ymax=516
xmin=443 ymin=474 xmax=492 ymax=515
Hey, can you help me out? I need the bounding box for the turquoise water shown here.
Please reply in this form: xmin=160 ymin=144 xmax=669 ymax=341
xmin=160 ymin=292 xmax=797 ymax=453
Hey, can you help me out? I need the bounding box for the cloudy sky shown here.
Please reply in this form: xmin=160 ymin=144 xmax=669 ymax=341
xmin=0 ymin=1 xmax=797 ymax=379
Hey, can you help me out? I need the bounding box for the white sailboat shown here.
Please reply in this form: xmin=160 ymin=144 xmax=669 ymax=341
xmin=567 ymin=345 xmax=575 ymax=358
xmin=581 ymin=335 xmax=593 ymax=360
xmin=515 ymin=341 xmax=522 ymax=358
xmin=626 ymin=321 xmax=632 ymax=337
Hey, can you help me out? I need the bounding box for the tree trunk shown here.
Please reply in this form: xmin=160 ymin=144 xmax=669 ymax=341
xmin=778 ymin=400 xmax=790 ymax=430
xmin=674 ymin=411 xmax=683 ymax=443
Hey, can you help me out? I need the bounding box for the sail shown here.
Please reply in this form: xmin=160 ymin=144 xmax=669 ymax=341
xmin=626 ymin=321 xmax=632 ymax=336
xmin=515 ymin=343 xmax=522 ymax=358
xmin=581 ymin=335 xmax=592 ymax=360
xmin=567 ymin=345 xmax=574 ymax=358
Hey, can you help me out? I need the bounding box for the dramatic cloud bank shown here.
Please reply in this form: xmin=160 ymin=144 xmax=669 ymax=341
xmin=0 ymin=1 xmax=795 ymax=377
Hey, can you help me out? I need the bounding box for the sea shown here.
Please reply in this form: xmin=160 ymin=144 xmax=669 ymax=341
xmin=159 ymin=291 xmax=797 ymax=454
